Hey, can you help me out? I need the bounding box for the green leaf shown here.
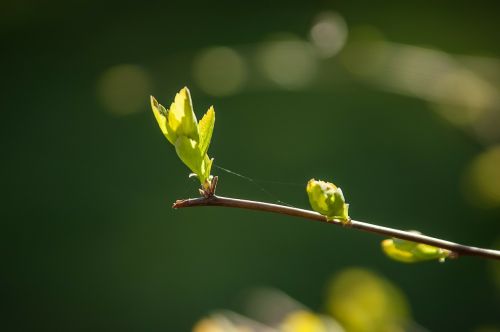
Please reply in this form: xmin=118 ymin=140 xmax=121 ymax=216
xmin=167 ymin=87 xmax=200 ymax=142
xmin=198 ymin=106 xmax=215 ymax=157
xmin=200 ymin=155 xmax=214 ymax=185
xmin=174 ymin=136 xmax=203 ymax=180
xmin=306 ymin=179 xmax=349 ymax=221
xmin=150 ymin=96 xmax=177 ymax=144
xmin=381 ymin=235 xmax=451 ymax=263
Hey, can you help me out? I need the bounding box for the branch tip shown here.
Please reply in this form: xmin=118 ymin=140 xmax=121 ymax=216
xmin=172 ymin=199 xmax=186 ymax=209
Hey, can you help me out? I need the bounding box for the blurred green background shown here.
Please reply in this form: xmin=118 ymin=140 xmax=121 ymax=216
xmin=2 ymin=1 xmax=500 ymax=331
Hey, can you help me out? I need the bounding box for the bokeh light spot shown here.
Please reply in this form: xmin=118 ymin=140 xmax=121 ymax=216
xmin=472 ymin=325 xmax=500 ymax=332
xmin=340 ymin=37 xmax=500 ymax=141
xmin=463 ymin=146 xmax=500 ymax=208
xmin=193 ymin=46 xmax=247 ymax=96
xmin=309 ymin=12 xmax=348 ymax=58
xmin=339 ymin=40 xmax=389 ymax=79
xmin=192 ymin=318 xmax=226 ymax=332
xmin=281 ymin=310 xmax=344 ymax=332
xmin=325 ymin=268 xmax=410 ymax=332
xmin=258 ymin=39 xmax=318 ymax=90
xmin=97 ymin=64 xmax=151 ymax=116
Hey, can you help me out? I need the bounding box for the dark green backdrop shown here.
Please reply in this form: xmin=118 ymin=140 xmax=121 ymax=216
xmin=2 ymin=1 xmax=499 ymax=331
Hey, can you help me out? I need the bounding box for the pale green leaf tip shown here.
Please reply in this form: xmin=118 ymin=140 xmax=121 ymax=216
xmin=198 ymin=105 xmax=216 ymax=157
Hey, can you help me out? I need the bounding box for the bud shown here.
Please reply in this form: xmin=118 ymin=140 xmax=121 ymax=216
xmin=381 ymin=233 xmax=451 ymax=263
xmin=306 ymin=179 xmax=349 ymax=222
xmin=150 ymin=87 xmax=215 ymax=185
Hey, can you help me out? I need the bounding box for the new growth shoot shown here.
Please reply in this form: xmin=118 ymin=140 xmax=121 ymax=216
xmin=150 ymin=87 xmax=217 ymax=197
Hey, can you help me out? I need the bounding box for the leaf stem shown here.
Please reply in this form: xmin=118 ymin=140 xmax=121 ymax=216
xmin=173 ymin=195 xmax=500 ymax=261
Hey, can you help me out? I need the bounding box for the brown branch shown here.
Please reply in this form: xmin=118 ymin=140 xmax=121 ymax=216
xmin=173 ymin=195 xmax=500 ymax=261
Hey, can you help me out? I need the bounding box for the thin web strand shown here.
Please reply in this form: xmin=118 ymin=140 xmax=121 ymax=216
xmin=214 ymin=164 xmax=299 ymax=208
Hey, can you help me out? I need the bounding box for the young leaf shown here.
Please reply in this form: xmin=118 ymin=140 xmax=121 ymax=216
xmin=306 ymin=179 xmax=349 ymax=222
xmin=202 ymin=155 xmax=214 ymax=185
xmin=174 ymin=136 xmax=204 ymax=179
xmin=150 ymin=96 xmax=177 ymax=144
xmin=198 ymin=106 xmax=215 ymax=157
xmin=167 ymin=87 xmax=199 ymax=142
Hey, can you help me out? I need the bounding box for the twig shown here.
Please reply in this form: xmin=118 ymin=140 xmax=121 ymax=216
xmin=173 ymin=195 xmax=500 ymax=261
